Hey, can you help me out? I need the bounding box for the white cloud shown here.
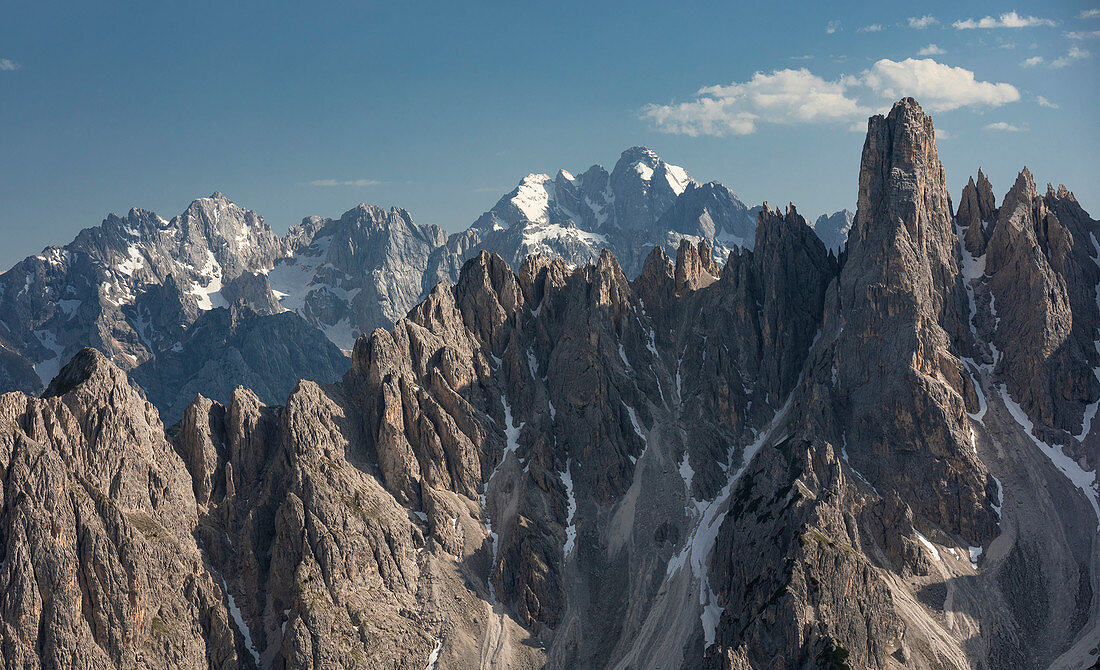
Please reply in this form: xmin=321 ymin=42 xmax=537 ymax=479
xmin=1079 ymin=9 xmax=1100 ymax=19
xmin=1021 ymin=56 xmax=1044 ymax=66
xmin=984 ymin=121 xmax=1025 ymax=131
xmin=1051 ymin=45 xmax=1091 ymax=67
xmin=826 ymin=20 xmax=841 ymax=34
xmin=643 ymin=59 xmax=1019 ymax=136
xmin=788 ymin=55 xmax=814 ymax=60
xmin=1036 ymin=95 xmax=1058 ymax=108
xmin=1066 ymin=30 xmax=1100 ymax=39
xmin=953 ymin=11 xmax=1056 ymax=30
xmin=641 ymin=68 xmax=870 ymax=137
xmin=862 ymin=58 xmax=1020 ymax=111
xmin=309 ymin=179 xmax=382 ymax=186
xmin=918 ymin=44 xmax=946 ymax=56
xmin=859 ymin=24 xmax=883 ymax=33
xmin=0 ymin=59 xmax=19 ymax=71
xmin=908 ymin=15 xmax=939 ymax=29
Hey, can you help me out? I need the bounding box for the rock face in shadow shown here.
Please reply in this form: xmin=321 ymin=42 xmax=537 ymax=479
xmin=985 ymin=170 xmax=1100 ymax=444
xmin=130 ymin=304 xmax=349 ymax=424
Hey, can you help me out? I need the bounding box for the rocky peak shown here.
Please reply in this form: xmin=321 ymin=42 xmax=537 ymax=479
xmin=976 ymin=168 xmax=996 ymax=215
xmin=0 ymin=342 xmax=247 ymax=667
xmin=453 ymin=250 xmax=525 ymax=355
xmin=837 ymin=96 xmax=994 ymax=541
xmin=986 ymin=168 xmax=1042 ymax=277
xmin=849 ymin=96 xmax=970 ymax=352
xmin=674 ymin=238 xmax=718 ymax=293
xmin=610 ymin=146 xmax=695 ymax=230
xmin=752 ymin=203 xmax=836 ymax=398
xmin=173 ymin=192 xmax=281 ymax=278
xmin=958 ymin=170 xmax=997 ymax=256
xmin=42 ymin=346 xmax=127 ymax=398
xmin=984 ymin=167 xmax=1099 ymax=437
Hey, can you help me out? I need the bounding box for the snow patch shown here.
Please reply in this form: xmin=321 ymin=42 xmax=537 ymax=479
xmin=623 ymin=402 xmax=647 ymax=463
xmin=424 ymin=637 xmax=443 ymax=670
xmin=914 ymin=530 xmax=941 ymax=562
xmin=268 ymin=234 xmax=334 ymax=312
xmin=561 ymin=460 xmax=577 ymax=557
xmin=320 ymin=317 xmax=358 ymax=353
xmin=664 ymin=164 xmax=692 ymax=195
xmin=189 ymin=249 xmax=227 ymax=310
xmin=57 ymin=299 xmax=81 ymax=320
xmin=116 ymin=245 xmax=145 ymax=276
xmin=511 ymin=174 xmax=555 ymax=224
xmin=521 ymin=222 xmax=608 ymax=251
xmin=968 ymin=545 xmax=983 ymax=569
xmin=678 ymin=451 xmax=695 ymax=496
xmin=526 ymin=348 xmax=540 ymax=380
xmin=32 ymin=329 xmax=65 ymax=386
xmin=481 ymin=395 xmax=526 ymax=598
xmin=646 ymin=328 xmax=659 ymax=357
xmin=991 ymin=475 xmax=1003 ymax=518
xmin=221 ymin=578 xmax=260 ymax=665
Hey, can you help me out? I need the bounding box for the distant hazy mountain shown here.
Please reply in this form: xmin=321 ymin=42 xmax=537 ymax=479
xmin=812 ymin=208 xmax=854 ymax=252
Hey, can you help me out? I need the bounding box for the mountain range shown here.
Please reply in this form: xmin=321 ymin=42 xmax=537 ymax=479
xmin=0 ymin=146 xmax=849 ymax=423
xmin=0 ymin=98 xmax=1097 ymax=669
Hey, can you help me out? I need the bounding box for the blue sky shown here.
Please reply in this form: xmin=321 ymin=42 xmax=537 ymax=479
xmin=1 ymin=1 xmax=1097 ymax=268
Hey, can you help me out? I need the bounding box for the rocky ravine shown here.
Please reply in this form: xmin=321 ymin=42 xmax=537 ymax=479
xmin=1 ymin=98 xmax=1098 ymax=670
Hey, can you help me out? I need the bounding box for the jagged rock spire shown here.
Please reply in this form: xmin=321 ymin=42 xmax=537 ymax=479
xmin=837 ymin=97 xmax=995 ymax=541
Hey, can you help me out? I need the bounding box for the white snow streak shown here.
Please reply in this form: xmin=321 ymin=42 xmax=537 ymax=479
xmin=999 ymin=383 xmax=1100 ymax=527
xmin=424 ymin=637 xmax=443 ymax=670
xmin=561 ymin=460 xmax=577 ymax=557
xmin=665 ymin=387 xmax=796 ymax=648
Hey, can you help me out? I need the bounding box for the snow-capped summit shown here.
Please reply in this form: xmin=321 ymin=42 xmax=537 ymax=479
xmin=447 ymin=147 xmax=751 ymax=277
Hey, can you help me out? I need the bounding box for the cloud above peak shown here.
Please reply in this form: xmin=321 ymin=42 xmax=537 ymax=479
xmin=0 ymin=59 xmax=19 ymax=71
xmin=642 ymin=59 xmax=1019 ymax=137
xmin=862 ymin=58 xmax=1020 ymax=111
xmin=953 ymin=11 xmax=1055 ymax=30
xmin=641 ymin=68 xmax=870 ymax=137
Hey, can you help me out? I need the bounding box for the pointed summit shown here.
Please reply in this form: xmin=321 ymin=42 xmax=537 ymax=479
xmin=958 ymin=169 xmax=997 ymax=256
xmin=836 ymin=97 xmax=994 ymax=541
